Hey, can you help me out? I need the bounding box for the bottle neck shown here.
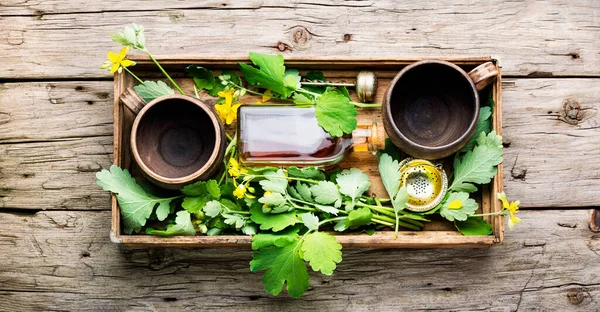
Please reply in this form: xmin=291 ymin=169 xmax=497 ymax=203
xmin=350 ymin=121 xmax=387 ymax=154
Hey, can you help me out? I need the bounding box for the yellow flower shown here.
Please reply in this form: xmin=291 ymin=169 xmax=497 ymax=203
xmin=447 ymin=199 xmax=463 ymax=210
xmin=498 ymin=192 xmax=521 ymax=229
xmin=228 ymin=157 xmax=248 ymax=178
xmin=216 ymin=89 xmax=242 ymax=125
xmin=233 ymin=183 xmax=247 ymax=199
xmin=101 ymin=47 xmax=136 ymax=74
xmin=255 ymin=90 xmax=273 ymax=104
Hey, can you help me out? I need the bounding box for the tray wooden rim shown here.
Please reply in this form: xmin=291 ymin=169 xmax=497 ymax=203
xmin=111 ymin=56 xmax=504 ymax=248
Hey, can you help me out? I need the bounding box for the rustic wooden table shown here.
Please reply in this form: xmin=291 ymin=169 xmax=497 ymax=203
xmin=1 ymin=1 xmax=599 ymax=311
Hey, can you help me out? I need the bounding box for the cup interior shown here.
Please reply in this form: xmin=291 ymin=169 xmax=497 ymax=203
xmin=388 ymin=62 xmax=477 ymax=149
xmin=135 ymin=98 xmax=217 ymax=179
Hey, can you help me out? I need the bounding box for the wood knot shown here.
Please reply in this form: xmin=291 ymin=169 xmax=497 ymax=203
xmin=276 ymin=41 xmax=292 ymax=52
xmin=7 ymin=30 xmax=24 ymax=46
xmin=511 ymin=168 xmax=527 ymax=180
xmin=291 ymin=26 xmax=311 ymax=45
xmin=567 ymin=288 xmax=585 ymax=305
xmin=561 ymin=98 xmax=584 ymax=125
xmin=343 ymin=34 xmax=352 ymax=42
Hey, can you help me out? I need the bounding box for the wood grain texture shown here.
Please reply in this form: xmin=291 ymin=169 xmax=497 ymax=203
xmin=0 ymin=209 xmax=598 ymax=311
xmin=1 ymin=78 xmax=598 ymax=209
xmin=0 ymin=136 xmax=113 ymax=210
xmin=1 ymin=0 xmax=598 ymax=79
xmin=502 ymin=78 xmax=600 ymax=207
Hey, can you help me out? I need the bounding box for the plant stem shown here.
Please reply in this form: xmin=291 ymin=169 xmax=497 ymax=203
xmin=371 ymin=214 xmax=395 ymax=224
xmin=317 ymin=216 xmax=347 ymax=227
xmin=350 ymin=101 xmax=382 ymax=108
xmin=227 ymin=81 xmax=294 ymax=102
xmin=123 ymin=67 xmax=145 ymax=85
xmin=145 ymin=51 xmax=185 ymax=94
xmin=286 ymin=197 xmax=316 ymax=212
xmin=243 ymin=174 xmax=318 ymax=184
xmin=471 ymin=212 xmax=504 ymax=217
xmin=297 ymin=88 xmax=321 ymax=98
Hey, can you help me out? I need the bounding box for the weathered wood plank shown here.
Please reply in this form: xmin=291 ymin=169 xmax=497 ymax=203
xmin=0 ymin=136 xmax=113 ymax=210
xmin=0 ymin=209 xmax=598 ymax=311
xmin=0 ymin=81 xmax=113 ymax=143
xmin=502 ymin=78 xmax=600 ymax=207
xmin=1 ymin=0 xmax=598 ymax=79
xmin=1 ymin=78 xmax=598 ymax=209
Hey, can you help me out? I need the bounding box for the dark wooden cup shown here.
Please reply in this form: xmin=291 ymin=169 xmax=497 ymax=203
xmin=383 ymin=60 xmax=498 ymax=159
xmin=120 ymin=88 xmax=226 ymax=189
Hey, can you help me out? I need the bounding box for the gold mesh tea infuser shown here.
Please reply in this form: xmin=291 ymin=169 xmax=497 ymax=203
xmin=399 ymin=158 xmax=448 ymax=212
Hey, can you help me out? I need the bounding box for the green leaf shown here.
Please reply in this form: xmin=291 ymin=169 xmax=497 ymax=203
xmin=181 ymin=181 xmax=207 ymax=196
xmin=393 ymin=186 xmax=409 ymax=213
xmin=133 ymin=80 xmax=175 ymax=102
xmin=250 ymin=203 xmax=297 ymax=232
xmin=206 ymin=228 xmax=222 ymax=236
xmin=315 ymin=91 xmax=358 ymax=137
xmin=450 ymin=132 xmax=503 ymax=193
xmin=301 ymin=232 xmax=342 ymax=275
xmin=110 ymin=24 xmax=145 ymax=50
xmin=477 ymin=130 xmax=503 ymax=149
xmin=336 ymin=168 xmax=371 ymax=203
xmin=205 ymin=180 xmax=221 ymax=199
xmin=302 ymin=71 xmax=327 ymax=94
xmin=259 ymin=169 xmax=288 ymax=194
xmin=242 ymin=224 xmax=257 ymax=235
xmin=239 ymin=52 xmax=293 ymax=97
xmin=314 ymin=204 xmax=339 ymax=215
xmin=208 ymin=70 xmax=241 ymax=97
xmin=284 ymin=69 xmax=300 ymax=90
xmin=454 ymin=217 xmax=493 ymax=236
xmin=259 ymin=192 xmax=287 ymax=206
xmin=293 ymin=93 xmax=314 ymax=105
xmin=219 ymin=198 xmax=241 ymax=211
xmin=145 ymin=211 xmax=196 ymax=236
xmin=287 ymin=167 xmax=326 ymax=181
xmin=185 ymin=65 xmax=215 ymax=91
xmin=344 ymin=207 xmax=373 ymax=229
xmin=301 ymin=213 xmax=319 ymax=231
xmin=460 ymin=106 xmax=492 ymax=153
xmin=310 ymin=181 xmax=342 ymax=206
xmin=379 ymin=138 xmax=403 ymax=161
xmin=287 ymin=185 xmax=303 ymax=201
xmin=252 ymin=228 xmax=300 ymax=250
xmin=439 ymin=192 xmax=479 ymax=222
xmin=223 ymin=213 xmax=246 ymax=229
xmin=296 ymin=182 xmax=313 ymax=202
xmin=219 ymin=181 xmax=235 ymax=199
xmin=250 ymin=238 xmax=310 ymax=298
xmin=181 ymin=196 xmax=209 ymax=213
xmin=203 ymin=200 xmax=222 ymax=218
xmin=334 ymin=220 xmax=347 ymax=231
xmin=96 ymin=165 xmax=178 ymax=234
xmin=378 ymin=153 xmax=401 ymax=201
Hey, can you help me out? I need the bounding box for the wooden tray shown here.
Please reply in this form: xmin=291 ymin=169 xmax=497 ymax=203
xmin=110 ymin=56 xmax=504 ymax=248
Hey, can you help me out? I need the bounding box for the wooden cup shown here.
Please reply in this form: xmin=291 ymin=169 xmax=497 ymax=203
xmin=120 ymin=88 xmax=226 ymax=189
xmin=382 ymin=60 xmax=499 ymax=159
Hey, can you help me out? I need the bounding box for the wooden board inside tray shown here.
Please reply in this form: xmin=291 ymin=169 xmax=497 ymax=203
xmin=111 ymin=56 xmax=503 ymax=248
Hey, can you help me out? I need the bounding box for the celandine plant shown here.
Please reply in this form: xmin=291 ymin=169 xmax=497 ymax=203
xmin=97 ymin=24 xmax=521 ymax=298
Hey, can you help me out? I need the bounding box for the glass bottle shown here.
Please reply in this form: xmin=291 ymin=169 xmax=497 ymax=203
xmin=237 ymin=105 xmax=385 ymax=167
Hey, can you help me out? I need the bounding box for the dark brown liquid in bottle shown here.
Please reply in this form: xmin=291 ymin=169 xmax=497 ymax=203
xmin=238 ymin=106 xmax=350 ymax=166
